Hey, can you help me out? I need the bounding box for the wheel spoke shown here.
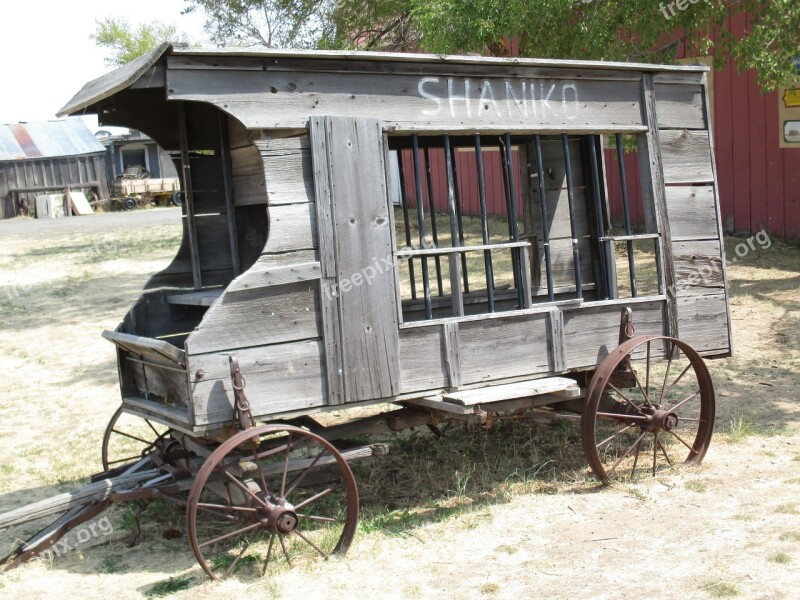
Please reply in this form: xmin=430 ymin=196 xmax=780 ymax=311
xmin=219 ymin=467 xmax=269 ymax=509
xmin=284 ymin=452 xmax=326 ymax=499
xmin=278 ymin=533 xmax=292 ymax=566
xmin=596 ymin=412 xmax=649 ymax=422
xmin=223 ymin=541 xmax=251 ymax=579
xmin=667 ymin=389 xmax=701 ymax=413
xmin=261 ymin=534 xmax=276 ymax=576
xmin=293 ymin=484 xmax=338 ymax=511
xmin=297 ymin=514 xmax=344 ymax=524
xmin=145 ymin=420 xmax=161 ymax=437
xmin=607 ymin=383 xmax=646 ymax=414
xmin=668 ymin=429 xmax=698 ymax=454
xmin=661 ymin=362 xmax=693 ymax=403
xmin=656 ymin=434 xmax=673 ymax=467
xmin=659 ymin=344 xmax=677 ymax=403
xmin=198 ymin=521 xmax=263 ymax=550
xmin=608 ymin=430 xmax=648 ymax=476
xmin=197 ymin=502 xmax=259 ymax=514
xmin=110 ymin=429 xmax=153 ymax=445
xmin=596 ymin=424 xmax=635 ymax=450
xmin=625 ymin=357 xmax=652 ymax=407
xmin=630 ymin=437 xmax=643 ymax=479
xmin=293 ymin=528 xmax=327 ymax=558
xmin=280 ymin=433 xmax=293 ymax=498
xmin=652 ymin=432 xmax=658 ymax=476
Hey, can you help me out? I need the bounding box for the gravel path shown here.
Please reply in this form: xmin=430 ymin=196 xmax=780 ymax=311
xmin=0 ymin=208 xmax=182 ymax=240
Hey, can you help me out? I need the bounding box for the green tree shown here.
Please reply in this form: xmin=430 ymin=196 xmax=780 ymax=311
xmin=182 ymin=0 xmax=800 ymax=90
xmin=92 ymin=18 xmax=192 ymax=66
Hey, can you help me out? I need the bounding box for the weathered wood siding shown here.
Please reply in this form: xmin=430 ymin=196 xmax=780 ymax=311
xmin=654 ymin=74 xmax=732 ymax=356
xmin=0 ymin=153 xmax=109 ymax=219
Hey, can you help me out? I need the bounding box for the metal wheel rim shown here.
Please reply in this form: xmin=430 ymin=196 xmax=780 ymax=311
xmin=581 ymin=336 xmax=715 ymax=484
xmin=101 ymin=406 xmax=168 ymax=471
xmin=186 ymin=424 xmax=359 ymax=580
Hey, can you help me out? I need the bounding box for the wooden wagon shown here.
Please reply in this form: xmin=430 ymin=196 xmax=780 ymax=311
xmin=0 ymin=43 xmax=730 ymax=579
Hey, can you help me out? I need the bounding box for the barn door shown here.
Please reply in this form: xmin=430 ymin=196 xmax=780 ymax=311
xmin=310 ymin=116 xmax=400 ymax=404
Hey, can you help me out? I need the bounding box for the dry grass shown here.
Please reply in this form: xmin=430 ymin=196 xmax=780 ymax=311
xmin=0 ymin=211 xmax=799 ymax=598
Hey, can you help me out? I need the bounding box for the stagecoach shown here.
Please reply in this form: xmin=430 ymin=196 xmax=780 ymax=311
xmin=0 ymin=43 xmax=730 ymax=579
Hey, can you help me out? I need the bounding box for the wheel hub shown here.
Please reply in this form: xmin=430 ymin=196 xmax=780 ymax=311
xmin=251 ymin=494 xmax=298 ymax=533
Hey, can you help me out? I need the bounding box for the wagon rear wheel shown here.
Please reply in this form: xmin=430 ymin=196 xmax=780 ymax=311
xmin=186 ymin=425 xmax=359 ymax=580
xmin=101 ymin=406 xmax=169 ymax=471
xmin=581 ymin=336 xmax=715 ymax=483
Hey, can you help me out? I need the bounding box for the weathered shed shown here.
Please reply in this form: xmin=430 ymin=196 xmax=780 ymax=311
xmin=0 ymin=117 xmax=110 ymax=218
xmin=57 ymin=43 xmax=732 ymax=434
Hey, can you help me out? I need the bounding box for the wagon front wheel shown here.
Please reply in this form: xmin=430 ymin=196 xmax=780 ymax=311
xmin=581 ymin=336 xmax=715 ymax=483
xmin=186 ymin=425 xmax=359 ymax=580
xmin=101 ymin=406 xmax=169 ymax=471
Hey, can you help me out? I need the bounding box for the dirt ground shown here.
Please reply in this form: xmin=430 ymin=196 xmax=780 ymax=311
xmin=0 ymin=209 xmax=798 ymax=599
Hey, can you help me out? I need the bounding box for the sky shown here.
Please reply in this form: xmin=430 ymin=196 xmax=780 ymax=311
xmin=0 ymin=0 xmax=209 ymax=130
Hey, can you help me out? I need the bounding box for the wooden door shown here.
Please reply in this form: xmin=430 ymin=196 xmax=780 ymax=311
xmin=310 ymin=116 xmax=400 ymax=404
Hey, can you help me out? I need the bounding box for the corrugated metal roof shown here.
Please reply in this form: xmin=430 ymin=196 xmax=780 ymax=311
xmin=0 ymin=118 xmax=106 ymax=161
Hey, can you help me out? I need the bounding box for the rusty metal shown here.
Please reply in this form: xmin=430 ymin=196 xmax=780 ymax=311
xmin=101 ymin=406 xmax=168 ymax=471
xmin=186 ymin=424 xmax=359 ymax=580
xmin=229 ymin=355 xmax=256 ymax=432
xmin=581 ymin=326 xmax=715 ymax=483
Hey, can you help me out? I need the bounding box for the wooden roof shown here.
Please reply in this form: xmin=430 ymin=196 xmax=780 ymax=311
xmin=58 ymin=44 xmax=709 ymax=119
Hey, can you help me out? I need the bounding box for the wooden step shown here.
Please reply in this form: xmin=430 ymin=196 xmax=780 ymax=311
xmin=441 ymin=377 xmax=581 ymax=406
xmin=165 ymin=288 xmax=223 ymax=307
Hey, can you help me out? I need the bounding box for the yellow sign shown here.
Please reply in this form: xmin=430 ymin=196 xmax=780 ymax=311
xmin=783 ymin=88 xmax=800 ymax=108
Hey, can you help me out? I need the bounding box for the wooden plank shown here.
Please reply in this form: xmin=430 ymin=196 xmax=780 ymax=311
xmin=442 ymin=377 xmax=580 ymax=406
xmin=458 ymin=314 xmax=550 ymax=385
xmin=102 ymin=330 xmax=186 ymax=367
xmin=230 ymin=143 xmax=267 ymax=206
xmin=165 ymin=288 xmax=224 ymax=307
xmin=676 ymin=294 xmax=730 ymax=354
xmin=659 ymin=129 xmax=714 ymax=184
xmin=638 ymin=74 xmax=677 ymax=339
xmin=562 ymin=300 xmax=665 ymax=369
xmin=178 ymin=102 xmax=202 ymax=288
xmin=227 ymin=261 xmax=321 ymax=293
xmin=185 ymin=281 xmax=321 ymax=355
xmin=261 ymin=202 xmax=317 ymax=253
xmin=534 ymin=236 xmax=595 ymax=289
xmin=189 ymin=340 xmax=327 ymax=425
xmin=309 ymin=118 xmax=343 ymax=404
xmin=398 ymin=327 xmax=447 ymax=393
xmin=665 ymin=185 xmax=718 ymax=240
xmin=672 ymin=240 xmax=724 ymax=297
xmin=547 ymin=308 xmax=566 ymax=372
xmin=167 ymin=69 xmax=645 ymax=132
xmin=530 ymin=186 xmax=591 ymax=238
xmin=443 ymin=322 xmax=462 ymax=388
xmin=314 ymin=116 xmax=400 ymax=402
xmin=255 ymin=137 xmax=314 ymax=206
xmin=654 ymin=83 xmax=705 ymax=129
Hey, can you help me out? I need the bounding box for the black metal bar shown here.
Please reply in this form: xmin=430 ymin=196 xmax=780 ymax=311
xmin=423 ymin=147 xmax=444 ymax=296
xmin=444 ymin=135 xmax=462 ymax=315
xmin=616 ymin=133 xmax=637 ymax=297
xmin=411 ymin=135 xmax=433 ymax=319
xmin=534 ymin=135 xmax=555 ymax=301
xmin=474 ymin=134 xmax=495 ymax=312
xmin=396 ymin=150 xmax=417 ymax=300
xmin=503 ymin=133 xmax=525 ymax=308
xmin=562 ymin=134 xmax=583 ymax=298
xmin=449 ymin=143 xmax=470 ymax=294
xmin=589 ymin=135 xmax=609 ymax=300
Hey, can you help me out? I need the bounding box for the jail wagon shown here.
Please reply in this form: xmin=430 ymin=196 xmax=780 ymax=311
xmin=0 ymin=44 xmax=730 ymax=579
